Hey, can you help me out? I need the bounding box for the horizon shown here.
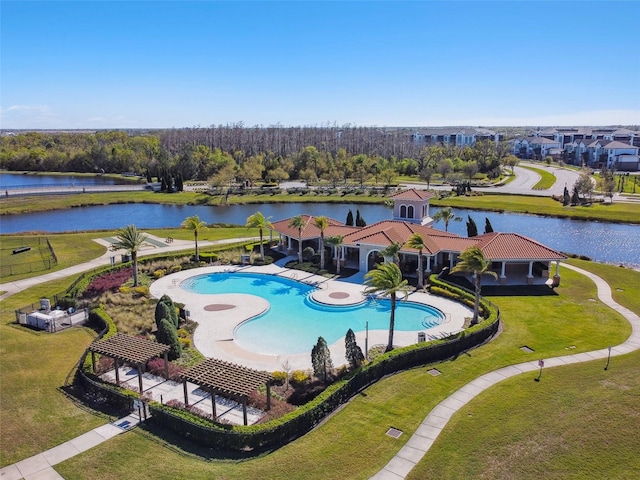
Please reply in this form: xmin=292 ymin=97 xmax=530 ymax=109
xmin=2 ymin=1 xmax=639 ymax=129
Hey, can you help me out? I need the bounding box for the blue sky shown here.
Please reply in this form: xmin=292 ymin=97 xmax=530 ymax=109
xmin=2 ymin=1 xmax=639 ymax=129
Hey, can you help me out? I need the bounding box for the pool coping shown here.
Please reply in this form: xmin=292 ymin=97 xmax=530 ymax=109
xmin=149 ymin=264 xmax=472 ymax=372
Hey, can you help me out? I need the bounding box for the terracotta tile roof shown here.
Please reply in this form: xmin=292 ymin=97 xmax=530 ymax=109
xmin=270 ymin=215 xmax=356 ymax=239
xmin=271 ymin=217 xmax=566 ymax=262
xmin=473 ymin=232 xmax=566 ymax=261
xmin=342 ymin=220 xmax=462 ymax=255
xmin=390 ymin=188 xmax=435 ymax=201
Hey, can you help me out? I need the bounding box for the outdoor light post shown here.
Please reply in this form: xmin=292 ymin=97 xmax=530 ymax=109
xmin=604 ymin=346 xmax=612 ymax=371
xmin=365 ymin=321 xmax=369 ymax=360
xmin=534 ymin=359 xmax=544 ymax=382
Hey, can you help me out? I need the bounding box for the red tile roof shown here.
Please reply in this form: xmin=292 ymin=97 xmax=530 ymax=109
xmin=270 ymin=215 xmax=357 ymax=240
xmin=272 ymin=217 xmax=565 ymax=261
xmin=474 ymin=232 xmax=566 ymax=261
xmin=390 ymin=188 xmax=435 ymax=201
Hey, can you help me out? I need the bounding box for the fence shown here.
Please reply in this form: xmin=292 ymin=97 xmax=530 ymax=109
xmin=1 ymin=236 xmax=57 ymax=277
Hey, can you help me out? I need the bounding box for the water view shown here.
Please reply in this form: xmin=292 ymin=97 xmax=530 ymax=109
xmin=0 ymin=172 xmax=128 ymax=189
xmin=1 ymin=201 xmax=638 ymax=268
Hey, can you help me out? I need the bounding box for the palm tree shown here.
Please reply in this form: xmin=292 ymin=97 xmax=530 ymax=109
xmin=450 ymin=246 xmax=498 ymax=325
xmin=111 ymin=224 xmax=147 ymax=286
xmin=325 ymin=235 xmax=344 ymax=275
xmin=381 ymin=241 xmax=403 ymax=265
xmin=288 ymin=215 xmax=306 ymax=263
xmin=246 ymin=211 xmax=273 ymax=261
xmin=433 ymin=207 xmax=462 ymax=232
xmin=181 ymin=215 xmax=207 ymax=261
xmin=406 ymin=233 xmax=426 ymax=288
xmin=314 ymin=216 xmax=329 ymax=270
xmin=364 ymin=262 xmax=411 ymax=352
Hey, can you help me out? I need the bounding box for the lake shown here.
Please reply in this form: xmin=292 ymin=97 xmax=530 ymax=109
xmin=1 ymin=201 xmax=639 ymax=268
xmin=0 ymin=172 xmax=129 ymax=189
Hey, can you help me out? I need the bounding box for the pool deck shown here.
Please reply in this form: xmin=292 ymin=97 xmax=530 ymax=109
xmin=149 ymin=264 xmax=471 ymax=372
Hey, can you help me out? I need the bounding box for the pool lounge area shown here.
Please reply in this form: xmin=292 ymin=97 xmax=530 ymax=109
xmin=149 ymin=264 xmax=472 ymax=372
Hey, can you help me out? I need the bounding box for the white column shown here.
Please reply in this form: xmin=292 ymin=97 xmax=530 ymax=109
xmin=501 ymin=261 xmax=506 ymax=278
xmin=449 ymin=254 xmax=455 ymax=269
xmin=287 ymin=237 xmax=292 ymax=249
xmin=555 ymin=261 xmax=560 ymax=276
xmin=527 ymin=261 xmax=533 ymax=277
xmin=426 ymin=256 xmax=431 ymax=271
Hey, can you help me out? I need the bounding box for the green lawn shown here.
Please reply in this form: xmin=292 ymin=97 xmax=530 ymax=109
xmin=433 ymin=194 xmax=640 ymax=224
xmin=520 ymin=164 xmax=557 ymax=189
xmin=1 ymin=233 xmax=107 ymax=282
xmin=0 ymin=260 xmax=640 ymax=479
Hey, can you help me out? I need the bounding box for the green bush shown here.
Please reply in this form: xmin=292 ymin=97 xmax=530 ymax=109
xmin=271 ymin=371 xmax=287 ymax=384
xmin=291 ymin=370 xmax=310 ymax=385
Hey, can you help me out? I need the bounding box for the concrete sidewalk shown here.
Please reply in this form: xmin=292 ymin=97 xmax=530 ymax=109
xmin=0 ymin=414 xmax=141 ymax=480
xmin=0 ymin=235 xmax=258 ymax=301
xmin=370 ymin=263 xmax=640 ymax=479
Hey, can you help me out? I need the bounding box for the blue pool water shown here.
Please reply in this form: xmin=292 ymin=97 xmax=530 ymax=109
xmin=181 ymin=272 xmax=444 ymax=355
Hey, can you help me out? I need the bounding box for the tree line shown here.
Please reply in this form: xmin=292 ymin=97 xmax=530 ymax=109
xmin=0 ymin=128 xmax=518 ymax=187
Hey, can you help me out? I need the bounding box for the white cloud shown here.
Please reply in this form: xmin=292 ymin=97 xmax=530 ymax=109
xmin=0 ymin=104 xmax=58 ymax=128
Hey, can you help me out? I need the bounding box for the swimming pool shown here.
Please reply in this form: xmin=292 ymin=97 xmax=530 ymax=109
xmin=182 ymin=272 xmax=445 ymax=355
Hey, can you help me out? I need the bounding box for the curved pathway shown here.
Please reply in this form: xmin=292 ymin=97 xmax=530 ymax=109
xmin=1 ymin=255 xmax=638 ymax=479
xmin=371 ymin=263 xmax=640 ymax=479
xmin=0 ymin=235 xmax=258 ymax=301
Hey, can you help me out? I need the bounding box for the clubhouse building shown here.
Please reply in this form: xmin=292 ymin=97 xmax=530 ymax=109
xmin=269 ymin=189 xmax=566 ymax=287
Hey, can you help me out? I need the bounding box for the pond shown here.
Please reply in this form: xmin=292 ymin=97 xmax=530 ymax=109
xmin=0 ymin=172 xmax=130 ymax=189
xmin=1 ymin=201 xmax=639 ymax=269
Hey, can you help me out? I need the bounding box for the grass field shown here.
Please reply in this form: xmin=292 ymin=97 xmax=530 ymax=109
xmin=520 ymin=164 xmax=557 ymax=190
xmin=0 ymin=236 xmax=56 ymax=277
xmin=433 ymin=194 xmax=640 ymax=224
xmin=1 ymin=255 xmax=635 ymax=478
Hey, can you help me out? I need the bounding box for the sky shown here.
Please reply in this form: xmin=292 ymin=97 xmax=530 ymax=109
xmin=1 ymin=0 xmax=639 ymax=129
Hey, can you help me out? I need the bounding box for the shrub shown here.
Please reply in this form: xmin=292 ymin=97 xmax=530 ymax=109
xmin=291 ymin=370 xmax=310 ymax=385
xmin=302 ymin=247 xmax=315 ymax=261
xmin=85 ymin=268 xmax=133 ymax=296
xmin=132 ymin=286 xmax=150 ymax=297
xmin=153 ymin=269 xmax=166 ymax=278
xmin=271 ymin=371 xmax=287 ymax=385
xmin=198 ymin=252 xmax=219 ymax=263
xmin=169 ymin=265 xmax=182 ymax=273
xmin=147 ymin=357 xmax=184 ymax=382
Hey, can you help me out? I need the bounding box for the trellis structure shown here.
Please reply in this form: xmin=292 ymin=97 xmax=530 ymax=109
xmin=88 ymin=333 xmax=170 ymax=395
xmin=181 ymin=358 xmax=273 ymax=425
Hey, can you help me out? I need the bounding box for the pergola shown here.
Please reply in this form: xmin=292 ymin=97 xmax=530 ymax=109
xmin=181 ymin=358 xmax=273 ymax=426
xmin=88 ymin=333 xmax=170 ymax=395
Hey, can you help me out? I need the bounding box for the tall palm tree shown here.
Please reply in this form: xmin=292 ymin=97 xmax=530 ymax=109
xmin=364 ymin=262 xmax=411 ymax=352
xmin=288 ymin=215 xmax=306 ymax=263
xmin=314 ymin=216 xmax=329 ymax=270
xmin=450 ymin=246 xmax=498 ymax=325
xmin=325 ymin=235 xmax=344 ymax=275
xmin=406 ymin=233 xmax=426 ymax=288
xmin=381 ymin=241 xmax=403 ymax=265
xmin=181 ymin=215 xmax=207 ymax=261
xmin=246 ymin=211 xmax=273 ymax=261
xmin=111 ymin=224 xmax=147 ymax=286
xmin=433 ymin=206 xmax=462 ymax=232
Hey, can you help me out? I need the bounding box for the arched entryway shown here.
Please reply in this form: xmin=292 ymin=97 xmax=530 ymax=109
xmin=367 ymin=250 xmax=384 ymax=271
